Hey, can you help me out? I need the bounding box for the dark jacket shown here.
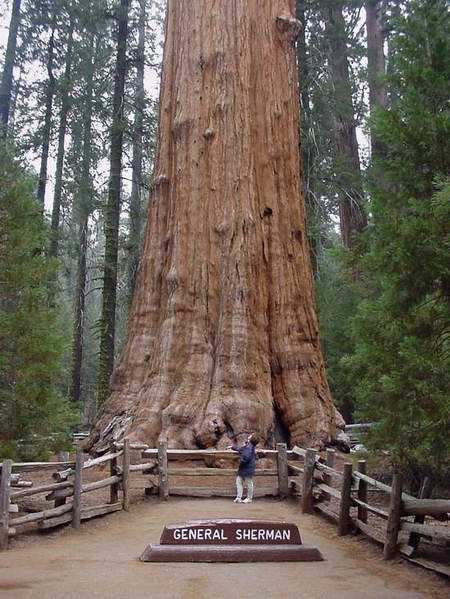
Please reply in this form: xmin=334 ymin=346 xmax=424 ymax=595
xmin=232 ymin=442 xmax=256 ymax=478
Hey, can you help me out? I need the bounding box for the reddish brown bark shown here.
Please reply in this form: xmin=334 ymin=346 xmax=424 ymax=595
xmin=88 ymin=0 xmax=343 ymax=452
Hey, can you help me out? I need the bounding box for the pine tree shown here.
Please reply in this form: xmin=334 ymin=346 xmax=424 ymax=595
xmin=127 ymin=0 xmax=146 ymax=304
xmin=325 ymin=0 xmax=367 ymax=249
xmin=0 ymin=0 xmax=22 ymax=137
xmin=349 ymin=0 xmax=450 ymax=473
xmin=0 ymin=144 xmax=74 ymax=458
xmin=49 ymin=10 xmax=75 ymax=257
xmin=96 ymin=0 xmax=131 ymax=407
xmin=36 ymin=1 xmax=58 ymax=209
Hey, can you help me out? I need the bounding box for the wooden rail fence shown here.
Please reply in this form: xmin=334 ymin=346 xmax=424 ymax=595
xmin=1 ymin=441 xmax=449 ymax=575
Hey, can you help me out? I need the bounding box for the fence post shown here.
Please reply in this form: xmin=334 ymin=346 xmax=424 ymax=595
xmin=357 ymin=460 xmax=368 ymax=523
xmin=122 ymin=439 xmax=130 ymax=511
xmin=0 ymin=459 xmax=12 ymax=550
xmin=301 ymin=449 xmax=317 ymax=513
xmin=276 ymin=443 xmax=289 ymax=498
xmin=338 ymin=462 xmax=353 ymax=536
xmin=407 ymin=476 xmax=433 ymax=552
xmin=383 ymin=471 xmax=403 ymax=559
xmin=323 ymin=448 xmax=335 ymax=501
xmin=158 ymin=442 xmax=169 ymax=500
xmin=72 ymin=449 xmax=84 ymax=529
xmin=110 ymin=443 xmax=119 ymax=504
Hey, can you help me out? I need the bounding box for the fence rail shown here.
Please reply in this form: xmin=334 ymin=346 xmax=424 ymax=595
xmin=1 ymin=439 xmax=449 ymax=576
xmin=285 ymin=446 xmax=449 ymax=573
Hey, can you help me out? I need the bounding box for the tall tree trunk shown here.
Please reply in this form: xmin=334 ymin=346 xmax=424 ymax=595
xmin=326 ymin=1 xmax=367 ymax=249
xmin=296 ymin=0 xmax=320 ymax=277
xmin=127 ymin=0 xmax=146 ymax=306
xmin=50 ymin=15 xmax=74 ymax=258
xmin=37 ymin=8 xmax=57 ymax=209
xmin=96 ymin=0 xmax=130 ymax=407
xmin=366 ymin=0 xmax=386 ymax=158
xmin=0 ymin=0 xmax=22 ymax=137
xmin=88 ymin=0 xmax=343 ymax=451
xmin=387 ymin=0 xmax=401 ymax=106
xmin=70 ymin=35 xmax=96 ymax=405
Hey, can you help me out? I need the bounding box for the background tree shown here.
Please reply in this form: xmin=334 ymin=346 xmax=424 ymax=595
xmin=96 ymin=0 xmax=131 ymax=408
xmin=348 ymin=0 xmax=450 ymax=473
xmin=0 ymin=145 xmax=74 ymax=459
xmin=0 ymin=0 xmax=22 ymax=136
xmin=325 ymin=0 xmax=367 ymax=250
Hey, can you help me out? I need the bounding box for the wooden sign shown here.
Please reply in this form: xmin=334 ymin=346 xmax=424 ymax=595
xmin=160 ymin=519 xmax=302 ymax=545
xmin=140 ymin=519 xmax=323 ymax=562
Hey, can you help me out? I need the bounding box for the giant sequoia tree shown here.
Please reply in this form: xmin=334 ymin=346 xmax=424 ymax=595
xmin=88 ymin=0 xmax=343 ymax=451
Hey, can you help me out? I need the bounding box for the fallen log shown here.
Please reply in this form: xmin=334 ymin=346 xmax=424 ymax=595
xmin=402 ymin=499 xmax=450 ymax=517
xmin=400 ymin=521 xmax=450 ymax=542
xmin=11 ymin=480 xmax=33 ymax=488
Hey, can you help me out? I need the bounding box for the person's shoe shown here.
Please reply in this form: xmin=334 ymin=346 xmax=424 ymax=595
xmin=233 ymin=497 xmax=242 ymax=503
xmin=242 ymin=498 xmax=252 ymax=503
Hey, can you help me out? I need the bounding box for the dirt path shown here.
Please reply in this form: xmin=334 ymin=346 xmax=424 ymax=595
xmin=0 ymin=498 xmax=448 ymax=599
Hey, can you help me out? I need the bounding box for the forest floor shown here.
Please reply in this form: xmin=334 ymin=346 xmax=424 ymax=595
xmin=1 ymin=492 xmax=449 ymax=599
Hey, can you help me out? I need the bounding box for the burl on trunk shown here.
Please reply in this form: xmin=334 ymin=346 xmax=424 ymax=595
xmin=89 ymin=0 xmax=343 ymax=451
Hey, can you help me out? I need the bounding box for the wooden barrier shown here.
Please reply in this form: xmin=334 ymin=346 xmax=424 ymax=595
xmin=109 ymin=444 xmax=119 ymax=504
xmin=2 ymin=442 xmax=449 ymax=573
xmin=72 ymin=449 xmax=84 ymax=529
xmin=337 ymin=463 xmax=353 ymax=536
xmin=383 ymin=471 xmax=403 ymax=559
xmin=0 ymin=459 xmax=12 ymax=550
xmin=158 ymin=442 xmax=169 ymax=500
xmin=277 ymin=443 xmax=289 ymax=498
xmin=322 ymin=449 xmax=336 ymax=501
xmin=357 ymin=460 xmax=368 ymax=523
xmin=122 ymin=439 xmax=131 ymax=511
xmin=301 ymin=449 xmax=317 ymax=514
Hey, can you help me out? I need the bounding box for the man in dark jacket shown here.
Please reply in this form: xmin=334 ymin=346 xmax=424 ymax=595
xmin=228 ymin=433 xmax=259 ymax=503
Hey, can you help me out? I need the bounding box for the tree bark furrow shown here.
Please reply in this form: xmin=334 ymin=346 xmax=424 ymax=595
xmin=88 ymin=0 xmax=342 ymax=452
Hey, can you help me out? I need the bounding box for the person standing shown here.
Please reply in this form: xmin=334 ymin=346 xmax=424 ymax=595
xmin=228 ymin=433 xmax=259 ymax=503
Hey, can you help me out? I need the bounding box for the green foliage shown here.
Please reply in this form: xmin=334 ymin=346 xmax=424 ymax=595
xmin=0 ymin=144 xmax=76 ymax=459
xmin=347 ymin=0 xmax=450 ymax=473
xmin=316 ymin=242 xmax=363 ymax=422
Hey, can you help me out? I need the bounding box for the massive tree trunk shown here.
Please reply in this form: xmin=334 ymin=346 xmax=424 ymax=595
xmin=326 ymin=1 xmax=367 ymax=249
xmin=88 ymin=0 xmax=343 ymax=452
xmin=96 ymin=0 xmax=131 ymax=407
xmin=0 ymin=0 xmax=22 ymax=137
